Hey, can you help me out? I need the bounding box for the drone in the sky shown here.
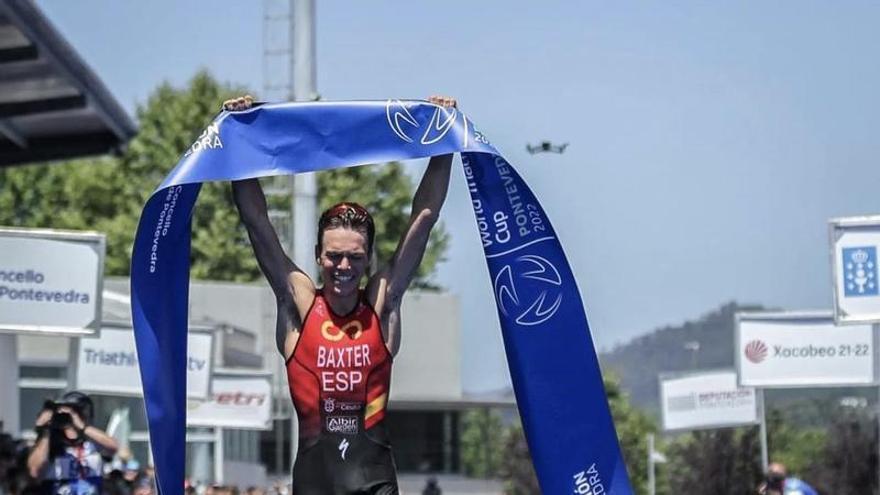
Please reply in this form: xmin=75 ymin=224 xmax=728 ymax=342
xmin=526 ymin=141 xmax=569 ymax=154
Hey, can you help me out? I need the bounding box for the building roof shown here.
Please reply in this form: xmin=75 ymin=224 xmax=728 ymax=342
xmin=0 ymin=0 xmax=136 ymax=167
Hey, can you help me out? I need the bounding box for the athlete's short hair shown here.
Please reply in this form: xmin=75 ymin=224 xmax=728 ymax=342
xmin=317 ymin=202 xmax=375 ymax=255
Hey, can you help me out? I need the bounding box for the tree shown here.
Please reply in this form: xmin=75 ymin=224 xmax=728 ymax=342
xmin=499 ymin=421 xmax=541 ymax=495
xmin=604 ymin=374 xmax=657 ymax=495
xmin=459 ymin=408 xmax=504 ymax=478
xmin=498 ymin=374 xmax=656 ymax=494
xmin=0 ymin=70 xmax=448 ymax=285
xmin=0 ymin=70 xmax=257 ymax=280
xmin=807 ymin=405 xmax=877 ymax=495
xmin=764 ymin=407 xmax=826 ymax=485
xmin=662 ymin=427 xmax=764 ymax=495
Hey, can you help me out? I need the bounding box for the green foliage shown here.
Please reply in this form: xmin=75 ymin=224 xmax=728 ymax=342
xmin=498 ymin=421 xmax=541 ymax=495
xmin=496 ymin=374 xmax=656 ymax=495
xmin=662 ymin=427 xmax=764 ymax=495
xmin=317 ymin=162 xmax=449 ymax=288
xmin=0 ymin=70 xmax=448 ymax=284
xmin=0 ymin=70 xmax=259 ymax=280
xmin=126 ymin=71 xmax=261 ymax=281
xmin=807 ymin=405 xmax=878 ymax=494
xmin=459 ymin=409 xmax=504 ymax=478
xmin=605 ymin=374 xmax=656 ymax=495
xmin=766 ymin=408 xmax=826 ymax=478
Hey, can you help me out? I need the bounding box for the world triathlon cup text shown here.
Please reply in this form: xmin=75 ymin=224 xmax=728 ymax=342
xmin=462 ymin=155 xmax=548 ymax=249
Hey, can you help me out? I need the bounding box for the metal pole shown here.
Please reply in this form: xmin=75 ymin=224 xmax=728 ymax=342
xmin=274 ymin=408 xmax=283 ymax=474
xmin=647 ymin=433 xmax=656 ymax=495
xmin=214 ymin=427 xmax=225 ymax=484
xmin=289 ymin=0 xmax=318 ymax=279
xmin=759 ymin=388 xmax=769 ymax=470
xmin=288 ymin=1 xmax=315 ymax=482
xmin=874 ymin=324 xmax=880 ymax=494
xmin=0 ymin=334 xmax=20 ymax=435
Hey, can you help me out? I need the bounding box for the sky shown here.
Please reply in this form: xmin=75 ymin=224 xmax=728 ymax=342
xmin=35 ymin=1 xmax=880 ymax=392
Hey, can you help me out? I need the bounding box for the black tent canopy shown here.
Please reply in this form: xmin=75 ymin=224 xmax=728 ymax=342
xmin=0 ymin=0 xmax=135 ymax=167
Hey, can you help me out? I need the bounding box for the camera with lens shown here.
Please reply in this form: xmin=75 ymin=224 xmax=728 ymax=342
xmin=43 ymin=400 xmax=77 ymax=430
xmin=764 ymin=472 xmax=786 ymax=492
xmin=39 ymin=392 xmax=94 ymax=434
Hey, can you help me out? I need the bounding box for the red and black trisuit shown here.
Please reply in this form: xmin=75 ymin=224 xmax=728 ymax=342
xmin=287 ymin=290 xmax=397 ymax=494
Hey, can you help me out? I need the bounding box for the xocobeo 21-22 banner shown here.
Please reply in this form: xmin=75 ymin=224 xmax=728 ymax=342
xmin=130 ymin=100 xmax=633 ymax=495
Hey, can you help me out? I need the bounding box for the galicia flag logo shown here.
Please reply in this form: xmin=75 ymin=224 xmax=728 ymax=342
xmin=744 ymin=340 xmax=769 ymax=363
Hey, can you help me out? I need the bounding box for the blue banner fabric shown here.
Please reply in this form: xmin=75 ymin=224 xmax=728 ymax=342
xmin=130 ymin=100 xmax=632 ymax=494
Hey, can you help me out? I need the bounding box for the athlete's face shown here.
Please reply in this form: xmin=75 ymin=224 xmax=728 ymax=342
xmin=318 ymin=227 xmax=369 ymax=297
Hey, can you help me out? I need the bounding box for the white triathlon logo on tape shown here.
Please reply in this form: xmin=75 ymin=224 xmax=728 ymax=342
xmin=384 ymin=99 xmax=459 ymax=146
xmin=494 ymin=254 xmax=563 ymax=326
xmin=385 ymin=100 xmax=419 ymax=143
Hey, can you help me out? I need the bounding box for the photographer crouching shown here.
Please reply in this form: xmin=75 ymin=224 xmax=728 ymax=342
xmin=26 ymin=391 xmax=118 ymax=494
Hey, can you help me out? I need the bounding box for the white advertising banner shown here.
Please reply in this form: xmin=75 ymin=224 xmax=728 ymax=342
xmin=75 ymin=327 xmax=213 ymax=399
xmin=0 ymin=228 xmax=104 ymax=335
xmin=186 ymin=372 xmax=272 ymax=430
xmin=830 ymin=216 xmax=880 ymax=324
xmin=660 ymin=370 xmax=758 ymax=432
xmin=736 ymin=311 xmax=876 ymax=388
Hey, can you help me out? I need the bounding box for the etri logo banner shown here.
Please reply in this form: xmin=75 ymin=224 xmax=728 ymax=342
xmin=843 ymin=246 xmax=878 ymax=297
xmin=744 ymin=340 xmax=768 ymax=364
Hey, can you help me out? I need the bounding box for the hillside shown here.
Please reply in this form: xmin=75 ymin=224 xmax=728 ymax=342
xmin=599 ymin=301 xmax=766 ymax=414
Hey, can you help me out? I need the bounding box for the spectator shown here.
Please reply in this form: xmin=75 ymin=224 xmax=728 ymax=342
xmin=26 ymin=391 xmax=118 ymax=494
xmin=422 ymin=477 xmax=442 ymax=495
xmin=758 ymin=462 xmax=819 ymax=495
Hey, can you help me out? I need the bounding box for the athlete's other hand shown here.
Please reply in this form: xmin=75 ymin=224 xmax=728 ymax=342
xmin=223 ymin=95 xmax=255 ymax=111
xmin=427 ymin=95 xmax=457 ymax=109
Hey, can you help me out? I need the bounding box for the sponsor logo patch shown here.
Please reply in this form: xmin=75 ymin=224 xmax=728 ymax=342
xmin=326 ymin=416 xmax=358 ymax=435
xmin=322 ymin=397 xmax=363 ymax=413
xmin=339 ymin=401 xmax=362 ymax=411
xmin=321 ymin=320 xmax=363 ymax=342
xmin=338 ymin=438 xmax=350 ymax=460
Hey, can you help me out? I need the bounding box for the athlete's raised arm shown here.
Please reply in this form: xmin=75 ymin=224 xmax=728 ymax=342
xmin=225 ymin=96 xmax=315 ymax=356
xmin=369 ymin=95 xmax=456 ymax=356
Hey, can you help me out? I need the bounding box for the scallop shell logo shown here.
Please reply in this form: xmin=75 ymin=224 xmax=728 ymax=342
xmin=744 ymin=340 xmax=769 ymax=363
